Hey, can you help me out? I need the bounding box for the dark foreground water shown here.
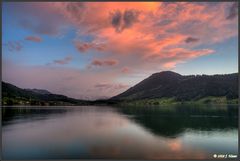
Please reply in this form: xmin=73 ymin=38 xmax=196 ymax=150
xmin=2 ymin=105 xmax=238 ymax=159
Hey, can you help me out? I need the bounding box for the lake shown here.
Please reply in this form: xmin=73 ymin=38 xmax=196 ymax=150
xmin=2 ymin=105 xmax=238 ymax=159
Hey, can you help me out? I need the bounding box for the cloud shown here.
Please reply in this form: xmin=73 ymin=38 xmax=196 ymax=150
xmin=95 ymin=83 xmax=129 ymax=90
xmin=74 ymin=41 xmax=92 ymax=53
xmin=65 ymin=2 xmax=86 ymax=21
xmin=95 ymin=83 xmax=113 ymax=89
xmin=114 ymin=84 xmax=129 ymax=90
xmin=163 ymin=62 xmax=177 ymax=69
xmin=3 ymin=41 xmax=23 ymax=52
xmin=52 ymin=2 xmax=159 ymax=34
xmin=123 ymin=10 xmax=140 ymax=28
xmin=121 ymin=67 xmax=130 ymax=73
xmin=147 ymin=48 xmax=215 ymax=69
xmin=167 ymin=140 xmax=182 ymax=152
xmin=52 ymin=2 xmax=233 ymax=79
xmin=11 ymin=2 xmax=69 ymax=36
xmin=90 ymin=59 xmax=118 ymax=67
xmin=3 ymin=2 xmax=237 ymax=99
xmin=2 ymin=59 xmax=128 ymax=100
xmin=25 ymin=36 xmax=42 ymax=42
xmin=185 ymin=37 xmax=199 ymax=43
xmin=53 ymin=56 xmax=73 ymax=65
xmin=110 ymin=9 xmax=140 ymax=33
xmin=226 ymin=2 xmax=238 ymax=20
xmin=20 ymin=20 xmax=60 ymax=36
xmin=74 ymin=40 xmax=106 ymax=53
xmin=164 ymin=2 xmax=237 ymax=44
xmin=111 ymin=10 xmax=122 ymax=32
xmin=10 ymin=2 xmax=236 ymax=60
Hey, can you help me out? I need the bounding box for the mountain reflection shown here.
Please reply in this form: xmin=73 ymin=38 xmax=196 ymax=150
xmin=118 ymin=104 xmax=238 ymax=138
xmin=2 ymin=105 xmax=238 ymax=159
xmin=3 ymin=105 xmax=238 ymax=138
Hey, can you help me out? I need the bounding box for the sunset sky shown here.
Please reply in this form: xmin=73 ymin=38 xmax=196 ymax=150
xmin=2 ymin=2 xmax=238 ymax=100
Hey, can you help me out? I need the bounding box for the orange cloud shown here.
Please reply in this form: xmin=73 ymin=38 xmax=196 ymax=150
xmin=110 ymin=9 xmax=140 ymax=33
xmin=25 ymin=36 xmax=42 ymax=42
xmin=7 ymin=2 xmax=237 ymax=91
xmin=74 ymin=40 xmax=106 ymax=53
xmin=121 ymin=67 xmax=130 ymax=73
xmin=21 ymin=2 xmax=236 ymax=67
xmin=15 ymin=2 xmax=237 ymax=49
xmin=147 ymin=48 xmax=214 ymax=69
xmin=90 ymin=59 xmax=118 ymax=67
xmin=167 ymin=140 xmax=182 ymax=152
xmin=163 ymin=62 xmax=177 ymax=69
xmin=185 ymin=37 xmax=199 ymax=43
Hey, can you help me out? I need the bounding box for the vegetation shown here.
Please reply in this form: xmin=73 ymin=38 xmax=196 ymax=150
xmin=118 ymin=104 xmax=238 ymax=138
xmin=2 ymin=71 xmax=238 ymax=106
xmin=2 ymin=82 xmax=91 ymax=106
xmin=118 ymin=97 xmax=238 ymax=107
xmin=111 ymin=71 xmax=238 ymax=103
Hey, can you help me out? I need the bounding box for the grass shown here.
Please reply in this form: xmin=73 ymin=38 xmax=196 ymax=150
xmin=118 ymin=96 xmax=238 ymax=107
xmin=3 ymin=96 xmax=238 ymax=106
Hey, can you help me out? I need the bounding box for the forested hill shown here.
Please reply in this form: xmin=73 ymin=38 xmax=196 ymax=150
xmin=2 ymin=71 xmax=238 ymax=106
xmin=2 ymin=82 xmax=90 ymax=106
xmin=111 ymin=71 xmax=238 ymax=101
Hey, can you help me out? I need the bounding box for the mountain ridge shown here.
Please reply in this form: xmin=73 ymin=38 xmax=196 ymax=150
xmin=111 ymin=71 xmax=238 ymax=101
xmin=2 ymin=81 xmax=90 ymax=106
xmin=25 ymin=89 xmax=52 ymax=95
xmin=2 ymin=71 xmax=238 ymax=106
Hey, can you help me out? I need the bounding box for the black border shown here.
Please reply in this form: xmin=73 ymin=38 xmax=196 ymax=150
xmin=0 ymin=0 xmax=239 ymax=161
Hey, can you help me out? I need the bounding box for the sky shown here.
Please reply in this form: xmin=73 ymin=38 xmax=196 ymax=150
xmin=2 ymin=2 xmax=238 ymax=100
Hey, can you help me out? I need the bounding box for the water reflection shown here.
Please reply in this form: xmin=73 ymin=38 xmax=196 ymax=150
xmin=119 ymin=105 xmax=238 ymax=137
xmin=2 ymin=107 xmax=69 ymax=126
xmin=2 ymin=105 xmax=238 ymax=159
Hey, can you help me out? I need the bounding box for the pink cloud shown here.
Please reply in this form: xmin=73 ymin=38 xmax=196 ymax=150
xmin=114 ymin=84 xmax=129 ymax=90
xmin=94 ymin=83 xmax=129 ymax=92
xmin=3 ymin=2 xmax=237 ymax=99
xmin=2 ymin=59 xmax=126 ymax=100
xmin=185 ymin=37 xmax=199 ymax=43
xmin=10 ymin=3 xmax=237 ymax=71
xmin=3 ymin=41 xmax=23 ymax=52
xmin=13 ymin=2 xmax=69 ymax=36
xmin=52 ymin=2 xmax=160 ymax=34
xmin=147 ymin=48 xmax=215 ymax=68
xmin=53 ymin=56 xmax=73 ymax=65
xmin=110 ymin=9 xmax=140 ymax=33
xmin=90 ymin=59 xmax=118 ymax=67
xmin=167 ymin=140 xmax=182 ymax=152
xmin=74 ymin=40 xmax=106 ymax=53
xmin=95 ymin=83 xmax=113 ymax=89
xmin=163 ymin=62 xmax=177 ymax=69
xmin=226 ymin=2 xmax=238 ymax=20
xmin=25 ymin=36 xmax=42 ymax=42
xmin=121 ymin=67 xmax=130 ymax=73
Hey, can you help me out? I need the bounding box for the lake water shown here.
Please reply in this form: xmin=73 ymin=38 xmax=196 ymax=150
xmin=2 ymin=105 xmax=238 ymax=159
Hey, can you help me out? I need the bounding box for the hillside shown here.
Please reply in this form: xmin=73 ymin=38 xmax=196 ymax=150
xmin=111 ymin=71 xmax=238 ymax=104
xmin=2 ymin=71 xmax=238 ymax=106
xmin=2 ymin=82 xmax=90 ymax=106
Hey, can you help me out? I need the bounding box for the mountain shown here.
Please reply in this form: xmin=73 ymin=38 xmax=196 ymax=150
xmin=2 ymin=82 xmax=90 ymax=106
xmin=111 ymin=71 xmax=238 ymax=101
xmin=25 ymin=89 xmax=52 ymax=95
xmin=2 ymin=71 xmax=238 ymax=106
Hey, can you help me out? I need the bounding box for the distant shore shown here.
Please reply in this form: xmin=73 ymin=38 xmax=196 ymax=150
xmin=116 ymin=97 xmax=239 ymax=107
xmin=2 ymin=96 xmax=238 ymax=107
